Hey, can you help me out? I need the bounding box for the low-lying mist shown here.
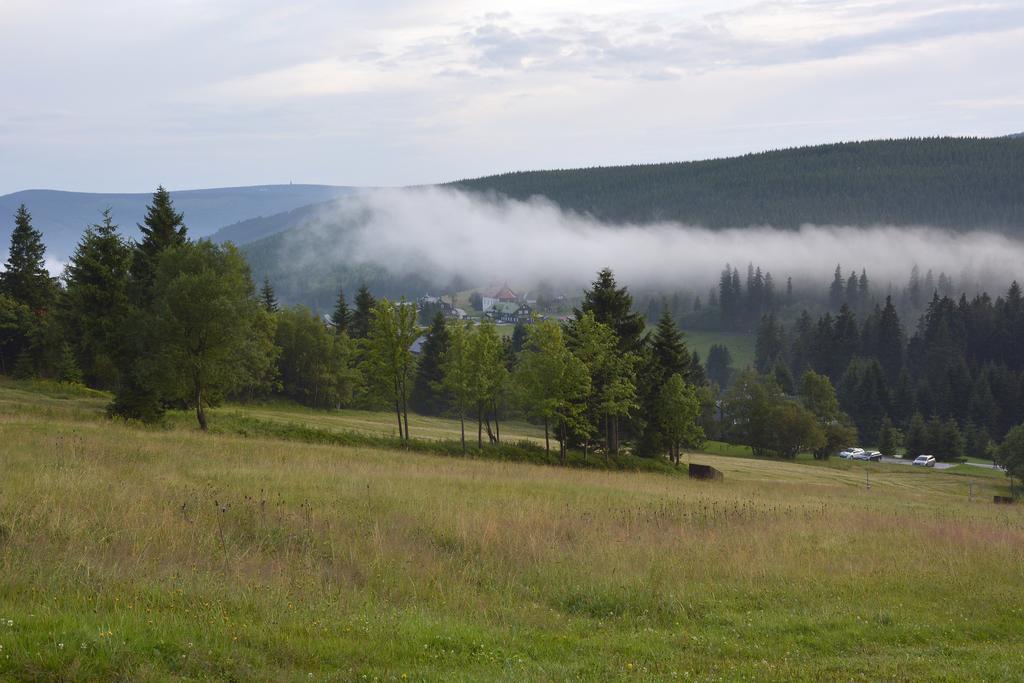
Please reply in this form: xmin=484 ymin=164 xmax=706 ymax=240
xmin=287 ymin=187 xmax=1024 ymax=294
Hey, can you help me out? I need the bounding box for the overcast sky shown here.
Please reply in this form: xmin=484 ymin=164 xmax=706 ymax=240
xmin=1 ymin=0 xmax=1022 ymax=194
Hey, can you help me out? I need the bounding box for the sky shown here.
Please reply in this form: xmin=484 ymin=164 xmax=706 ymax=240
xmin=1 ymin=0 xmax=1022 ymax=195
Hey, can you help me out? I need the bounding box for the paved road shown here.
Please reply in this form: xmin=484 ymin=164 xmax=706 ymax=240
xmin=963 ymin=461 xmax=1005 ymax=471
xmin=879 ymin=456 xmax=956 ymax=470
xmin=874 ymin=457 xmax=1003 ymax=471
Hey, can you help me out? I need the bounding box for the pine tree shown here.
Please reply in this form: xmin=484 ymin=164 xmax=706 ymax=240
xmin=2 ymin=204 xmax=55 ymax=312
xmin=637 ymin=308 xmax=695 ymax=456
xmin=510 ymin=320 xmax=528 ymax=354
xmin=905 ymin=413 xmax=927 ymax=457
xmin=650 ymin=307 xmax=691 ymax=384
xmin=963 ymin=420 xmax=991 ymax=460
xmin=131 ymin=186 xmax=188 ymax=294
xmin=260 ymin=278 xmax=279 ymax=313
xmin=706 ymin=344 xmax=733 ymax=388
xmin=574 ymin=267 xmax=645 ymax=351
xmin=350 ymin=284 xmax=375 ymax=340
xmin=874 ymin=296 xmax=903 ymax=382
xmin=941 ymin=418 xmax=965 ymax=462
xmin=410 ymin=311 xmax=450 ymax=416
xmin=878 ymin=416 xmax=900 ymax=456
xmin=773 ymin=360 xmax=795 ymax=395
xmin=330 ymin=286 xmax=351 ymax=334
xmin=112 ymin=188 xmax=189 ymax=422
xmin=829 ymin=264 xmax=845 ymax=309
xmin=60 ymin=208 xmax=132 ymax=388
xmin=56 ymin=342 xmax=83 ymax=384
xmin=755 ymin=313 xmax=785 ymax=373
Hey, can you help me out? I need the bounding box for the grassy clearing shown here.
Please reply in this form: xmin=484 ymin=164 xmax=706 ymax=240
xmin=1 ymin=380 xmax=1023 ymax=681
xmin=679 ymin=329 xmax=756 ymax=370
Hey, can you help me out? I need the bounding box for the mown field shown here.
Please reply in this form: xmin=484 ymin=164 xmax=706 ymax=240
xmin=1 ymin=380 xmax=1022 ymax=681
xmin=678 ymin=329 xmax=756 ymax=371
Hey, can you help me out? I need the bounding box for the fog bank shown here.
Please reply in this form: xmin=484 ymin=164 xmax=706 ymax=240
xmin=296 ymin=187 xmax=1024 ymax=292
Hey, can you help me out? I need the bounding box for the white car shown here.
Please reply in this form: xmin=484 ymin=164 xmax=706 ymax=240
xmin=912 ymin=454 xmax=936 ymax=467
xmin=854 ymin=450 xmax=882 ymax=461
xmin=839 ymin=448 xmax=864 ymax=459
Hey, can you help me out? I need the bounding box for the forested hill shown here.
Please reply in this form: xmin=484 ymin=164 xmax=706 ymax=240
xmin=0 ymin=184 xmax=353 ymax=260
xmin=451 ymin=137 xmax=1024 ymax=231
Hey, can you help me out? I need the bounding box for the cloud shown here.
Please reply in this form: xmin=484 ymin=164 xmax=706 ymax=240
xmin=288 ymin=187 xmax=1024 ymax=293
xmin=2 ymin=1 xmax=1023 ymax=193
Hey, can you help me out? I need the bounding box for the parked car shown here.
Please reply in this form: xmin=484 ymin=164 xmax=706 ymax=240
xmin=913 ymin=454 xmax=936 ymax=467
xmin=858 ymin=451 xmax=883 ymax=461
xmin=839 ymin=448 xmax=864 ymax=459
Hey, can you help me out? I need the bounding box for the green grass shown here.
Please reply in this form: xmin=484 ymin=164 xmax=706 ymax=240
xmin=679 ymin=328 xmax=756 ymax=369
xmin=1 ymin=379 xmax=1023 ymax=680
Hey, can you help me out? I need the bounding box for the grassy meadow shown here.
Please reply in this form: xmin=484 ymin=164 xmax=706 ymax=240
xmin=678 ymin=329 xmax=756 ymax=371
xmin=1 ymin=380 xmax=1023 ymax=681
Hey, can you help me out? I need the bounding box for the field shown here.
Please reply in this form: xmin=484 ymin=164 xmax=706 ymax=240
xmin=1 ymin=380 xmax=1023 ymax=681
xmin=679 ymin=329 xmax=756 ymax=371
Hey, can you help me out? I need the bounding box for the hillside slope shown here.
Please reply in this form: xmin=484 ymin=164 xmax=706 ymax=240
xmin=0 ymin=184 xmax=353 ymax=260
xmin=242 ymin=137 xmax=1024 ymax=306
xmin=452 ymin=137 xmax=1024 ymax=230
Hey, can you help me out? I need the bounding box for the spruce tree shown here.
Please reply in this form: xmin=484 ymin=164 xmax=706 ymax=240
xmin=706 ymin=343 xmax=733 ymax=388
xmin=829 ymin=264 xmax=845 ymax=309
xmin=131 ymin=186 xmax=188 ymax=294
xmin=2 ymin=204 xmax=55 ymax=312
xmin=510 ymin=320 xmax=528 ymax=354
xmin=113 ymin=187 xmax=188 ymax=422
xmin=331 ymin=286 xmax=351 ymax=334
xmin=637 ymin=308 xmax=695 ymax=456
xmin=60 ymin=208 xmax=132 ymax=388
xmin=874 ymin=296 xmax=903 ymax=382
xmin=905 ymin=413 xmax=927 ymax=457
xmin=574 ymin=267 xmax=645 ymax=351
xmin=260 ymin=277 xmax=279 ymax=313
xmin=350 ymin=284 xmax=375 ymax=339
xmin=755 ymin=313 xmax=785 ymax=373
xmin=878 ymin=416 xmax=900 ymax=456
xmin=410 ymin=311 xmax=450 ymax=415
xmin=650 ymin=307 xmax=691 ymax=384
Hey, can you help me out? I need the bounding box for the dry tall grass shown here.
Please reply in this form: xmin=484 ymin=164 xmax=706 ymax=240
xmin=1 ymin=381 xmax=1022 ymax=680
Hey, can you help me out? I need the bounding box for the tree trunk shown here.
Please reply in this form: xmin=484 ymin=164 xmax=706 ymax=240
xmin=194 ymin=381 xmax=207 ymax=431
xmin=493 ymin=400 xmax=501 ymax=444
xmin=401 ymin=379 xmax=410 ymax=442
xmin=484 ymin=413 xmax=496 ymax=444
xmin=477 ymin=403 xmax=483 ymax=449
xmin=598 ymin=411 xmax=606 ymax=464
xmin=394 ymin=399 xmax=404 ymax=441
xmin=460 ymin=408 xmax=466 ymax=455
xmin=560 ymin=420 xmax=567 ymax=464
xmin=612 ymin=415 xmax=619 ymax=454
xmin=544 ymin=416 xmax=550 ymax=455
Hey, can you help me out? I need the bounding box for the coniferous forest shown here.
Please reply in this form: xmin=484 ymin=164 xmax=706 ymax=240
xmin=453 ymin=137 xmax=1024 ymax=231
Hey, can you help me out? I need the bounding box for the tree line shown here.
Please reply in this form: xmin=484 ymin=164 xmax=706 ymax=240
xmin=3 ymin=189 xmax=1024 ymax=483
xmin=0 ymin=192 xmax=708 ymax=465
xmin=752 ymin=283 xmax=1024 ymax=468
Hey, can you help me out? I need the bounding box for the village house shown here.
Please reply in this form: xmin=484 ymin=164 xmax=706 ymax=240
xmin=480 ymin=285 xmax=520 ymax=311
xmin=485 ymin=301 xmax=533 ymax=324
xmin=417 ymin=294 xmax=467 ymax=320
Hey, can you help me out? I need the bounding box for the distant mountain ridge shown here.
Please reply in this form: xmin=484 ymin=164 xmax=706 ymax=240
xmin=0 ymin=184 xmax=353 ymax=260
xmin=450 ymin=137 xmax=1024 ymax=230
xmin=237 ymin=137 xmax=1024 ymax=264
